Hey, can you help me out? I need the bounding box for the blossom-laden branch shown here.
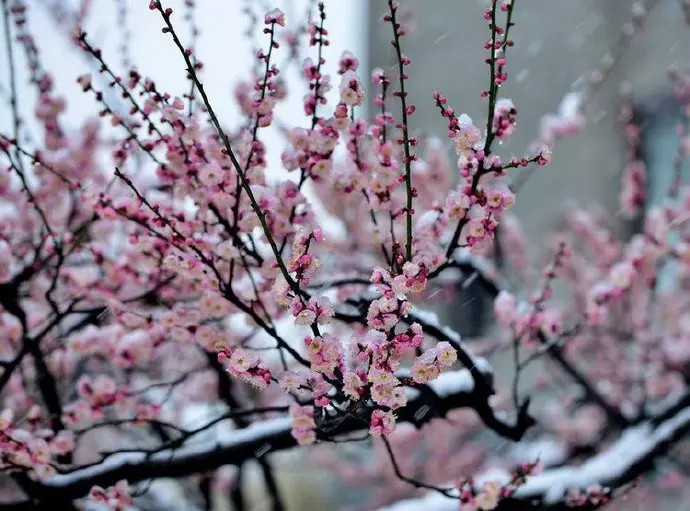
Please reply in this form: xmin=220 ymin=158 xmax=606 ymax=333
xmin=1 ymin=1 xmax=690 ymax=510
xmin=4 ymin=366 xmax=500 ymax=506
xmin=385 ymin=0 xmax=417 ymax=263
xmin=378 ymin=391 xmax=690 ymax=511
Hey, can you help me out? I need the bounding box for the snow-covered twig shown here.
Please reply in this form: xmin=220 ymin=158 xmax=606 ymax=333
xmin=6 ymin=369 xmax=506 ymax=506
xmin=376 ymin=392 xmax=690 ymax=511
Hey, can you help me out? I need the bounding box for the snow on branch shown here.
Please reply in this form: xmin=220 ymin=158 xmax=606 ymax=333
xmin=13 ymin=370 xmax=493 ymax=503
xmin=376 ymin=394 xmax=690 ymax=511
xmin=380 ymin=491 xmax=457 ymax=511
xmin=511 ymin=401 xmax=690 ymax=506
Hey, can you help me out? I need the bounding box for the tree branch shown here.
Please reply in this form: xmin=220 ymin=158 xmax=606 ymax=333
xmin=11 ymin=366 xmax=521 ymax=504
xmin=376 ymin=392 xmax=690 ymax=511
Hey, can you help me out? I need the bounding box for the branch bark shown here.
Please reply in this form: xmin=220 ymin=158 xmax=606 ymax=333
xmin=377 ymin=392 xmax=690 ymax=511
xmin=8 ymin=366 xmax=528 ymax=506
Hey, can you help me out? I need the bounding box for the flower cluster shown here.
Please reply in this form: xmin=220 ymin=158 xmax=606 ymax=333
xmin=456 ymin=461 xmax=540 ymax=511
xmin=459 ymin=480 xmax=501 ymax=511
xmin=433 ymin=91 xmax=524 ymax=253
xmin=303 ymin=2 xmax=330 ymax=122
xmin=304 ymin=334 xmax=344 ymax=378
xmin=218 ymin=345 xmax=272 ymax=389
xmin=369 ymin=408 xmax=396 ymax=437
xmin=410 ymin=341 xmax=457 ymax=383
xmin=0 ymin=409 xmax=74 ymax=479
xmin=492 ymin=98 xmax=517 ymax=141
xmin=564 ymin=485 xmax=611 ymax=508
xmin=64 ymin=375 xmax=127 ymax=426
xmin=287 ymin=229 xmax=323 ymax=286
xmin=88 ymin=480 xmax=133 ymax=510
xmin=289 ymin=404 xmax=316 ymax=445
xmin=493 ymin=243 xmax=569 ymax=343
xmin=292 ymin=295 xmax=335 ymax=325
xmin=339 ymin=70 xmax=365 ymax=107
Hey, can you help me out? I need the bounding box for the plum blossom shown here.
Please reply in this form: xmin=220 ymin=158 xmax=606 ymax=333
xmin=494 ymin=291 xmax=517 ymax=327
xmin=290 ymin=404 xmax=316 ymax=445
xmin=492 ymin=98 xmax=517 ymax=140
xmin=0 ymin=240 xmax=13 ymax=283
xmin=88 ymin=480 xmax=133 ymax=510
xmin=264 ymin=8 xmax=285 ymax=26
xmin=474 ymin=481 xmax=501 ymax=510
xmin=339 ymin=70 xmax=365 ymax=106
xmin=198 ymin=161 xmax=224 ymax=187
xmin=455 ymin=114 xmax=482 ymax=156
xmin=369 ymin=409 xmax=396 ymax=437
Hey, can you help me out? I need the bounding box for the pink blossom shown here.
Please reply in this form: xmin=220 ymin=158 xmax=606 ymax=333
xmin=435 ymin=342 xmax=458 ymax=367
xmin=339 ymin=70 xmax=365 ymax=107
xmin=290 ymin=405 xmax=316 ymax=445
xmin=264 ymin=8 xmax=285 ymax=26
xmin=494 ymin=291 xmax=517 ymax=327
xmin=198 ymin=162 xmax=224 ymax=187
xmin=474 ymin=481 xmax=501 ymax=510
xmin=0 ymin=240 xmax=14 ymax=283
xmin=410 ymin=360 xmax=440 ymax=384
xmin=454 ymin=114 xmax=482 ymax=156
xmin=369 ymin=409 xmax=396 ymax=437
xmin=492 ymin=98 xmax=517 ymax=140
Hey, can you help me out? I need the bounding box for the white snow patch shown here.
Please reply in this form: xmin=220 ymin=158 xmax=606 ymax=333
xmin=508 ymin=438 xmax=567 ymax=467
xmin=45 ymin=418 xmax=293 ymax=488
xmin=516 ymin=406 xmax=690 ymax=503
xmin=429 ymin=369 xmax=475 ymax=396
xmin=376 ymin=403 xmax=690 ymax=510
xmin=558 ymin=91 xmax=583 ymax=121
xmin=379 ymin=490 xmax=458 ymax=511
